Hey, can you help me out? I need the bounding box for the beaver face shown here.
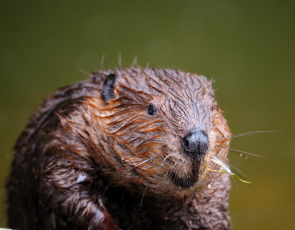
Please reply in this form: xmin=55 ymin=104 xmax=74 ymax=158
xmin=92 ymin=67 xmax=230 ymax=198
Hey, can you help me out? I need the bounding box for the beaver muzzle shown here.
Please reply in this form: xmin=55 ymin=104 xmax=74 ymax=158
xmin=169 ymin=128 xmax=209 ymax=189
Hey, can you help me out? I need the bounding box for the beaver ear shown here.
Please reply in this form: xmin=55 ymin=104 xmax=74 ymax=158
xmin=102 ymin=74 xmax=118 ymax=102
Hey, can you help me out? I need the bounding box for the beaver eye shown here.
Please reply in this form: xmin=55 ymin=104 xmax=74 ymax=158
xmin=148 ymin=104 xmax=156 ymax=115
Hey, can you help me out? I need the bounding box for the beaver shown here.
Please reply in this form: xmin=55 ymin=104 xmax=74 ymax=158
xmin=6 ymin=66 xmax=231 ymax=230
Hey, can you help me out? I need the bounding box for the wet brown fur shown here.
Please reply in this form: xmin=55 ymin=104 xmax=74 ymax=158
xmin=6 ymin=67 xmax=231 ymax=230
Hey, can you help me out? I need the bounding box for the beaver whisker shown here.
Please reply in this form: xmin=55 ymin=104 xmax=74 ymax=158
xmin=128 ymin=154 xmax=169 ymax=183
xmin=230 ymin=168 xmax=249 ymax=186
xmin=216 ymin=146 xmax=264 ymax=170
xmin=230 ymin=172 xmax=239 ymax=191
xmin=124 ymin=154 xmax=164 ymax=179
xmin=217 ymin=130 xmax=277 ymax=140
xmin=140 ymin=185 xmax=148 ymax=206
xmin=90 ymin=166 xmax=103 ymax=175
xmin=154 ymin=154 xmax=172 ymax=180
xmin=118 ymin=53 xmax=122 ymax=69
xmin=163 ymin=162 xmax=173 ymax=184
xmin=216 ymin=145 xmax=266 ymax=158
xmin=167 ymin=163 xmax=178 ymax=184
xmin=224 ymin=161 xmax=247 ymax=178
xmin=122 ymin=152 xmax=164 ymax=176
xmin=131 ymin=57 xmax=137 ymax=68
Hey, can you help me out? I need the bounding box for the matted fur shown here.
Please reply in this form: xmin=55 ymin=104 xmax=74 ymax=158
xmin=6 ymin=67 xmax=231 ymax=230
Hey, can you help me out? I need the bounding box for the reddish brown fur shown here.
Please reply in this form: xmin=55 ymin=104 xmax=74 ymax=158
xmin=6 ymin=67 xmax=231 ymax=230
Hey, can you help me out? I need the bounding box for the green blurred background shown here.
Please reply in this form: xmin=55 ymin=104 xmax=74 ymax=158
xmin=0 ymin=0 xmax=294 ymax=229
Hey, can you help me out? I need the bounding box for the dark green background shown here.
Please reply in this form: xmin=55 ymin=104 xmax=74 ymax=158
xmin=0 ymin=0 xmax=294 ymax=229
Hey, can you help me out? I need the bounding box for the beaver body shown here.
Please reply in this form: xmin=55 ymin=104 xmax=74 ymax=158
xmin=6 ymin=67 xmax=231 ymax=230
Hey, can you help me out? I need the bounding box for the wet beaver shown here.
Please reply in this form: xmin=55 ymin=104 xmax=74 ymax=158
xmin=6 ymin=66 xmax=231 ymax=230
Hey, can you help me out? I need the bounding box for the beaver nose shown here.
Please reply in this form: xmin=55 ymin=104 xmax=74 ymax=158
xmin=182 ymin=129 xmax=209 ymax=160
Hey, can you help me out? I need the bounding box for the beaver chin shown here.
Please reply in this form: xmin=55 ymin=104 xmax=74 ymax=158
xmin=168 ymin=158 xmax=202 ymax=189
xmin=169 ymin=172 xmax=198 ymax=189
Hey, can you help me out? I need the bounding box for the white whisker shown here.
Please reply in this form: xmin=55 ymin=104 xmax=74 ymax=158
xmin=217 ymin=131 xmax=278 ymax=140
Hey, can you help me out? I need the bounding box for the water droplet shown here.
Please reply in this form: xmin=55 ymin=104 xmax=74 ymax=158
xmin=178 ymin=186 xmax=182 ymax=190
xmin=179 ymin=122 xmax=181 ymax=124
xmin=246 ymin=156 xmax=247 ymax=159
xmin=240 ymin=154 xmax=242 ymax=157
xmin=193 ymin=115 xmax=195 ymax=118
xmin=218 ymin=199 xmax=221 ymax=202
xmin=162 ymin=78 xmax=165 ymax=80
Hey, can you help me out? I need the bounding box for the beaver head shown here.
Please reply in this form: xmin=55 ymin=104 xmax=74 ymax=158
xmin=85 ymin=67 xmax=231 ymax=198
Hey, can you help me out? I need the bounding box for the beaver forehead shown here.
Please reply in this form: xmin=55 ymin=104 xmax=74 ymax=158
xmin=114 ymin=68 xmax=212 ymax=95
xmin=114 ymin=68 xmax=215 ymax=131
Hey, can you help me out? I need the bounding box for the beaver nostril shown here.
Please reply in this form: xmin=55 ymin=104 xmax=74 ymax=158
xmin=182 ymin=129 xmax=209 ymax=160
xmin=183 ymin=138 xmax=190 ymax=149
